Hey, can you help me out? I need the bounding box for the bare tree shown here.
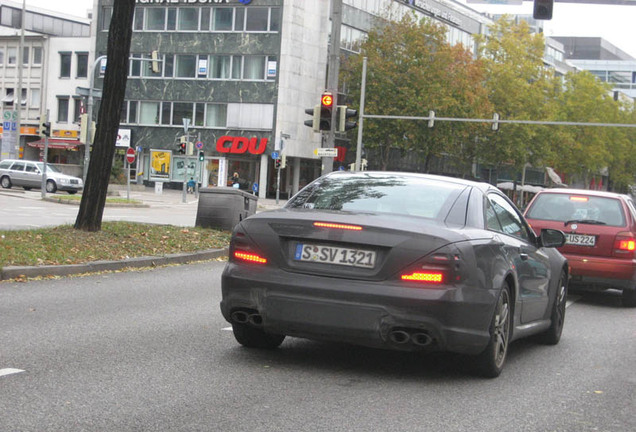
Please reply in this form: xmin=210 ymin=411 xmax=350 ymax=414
xmin=75 ymin=0 xmax=136 ymax=232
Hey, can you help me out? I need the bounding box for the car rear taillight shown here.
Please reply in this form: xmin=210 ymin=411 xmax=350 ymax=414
xmin=613 ymin=232 xmax=635 ymax=258
xmin=233 ymin=250 xmax=267 ymax=264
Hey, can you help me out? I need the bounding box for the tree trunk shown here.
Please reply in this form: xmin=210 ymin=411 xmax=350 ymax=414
xmin=74 ymin=0 xmax=136 ymax=232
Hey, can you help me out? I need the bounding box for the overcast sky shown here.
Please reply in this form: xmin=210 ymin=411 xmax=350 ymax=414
xmin=21 ymin=0 xmax=636 ymax=58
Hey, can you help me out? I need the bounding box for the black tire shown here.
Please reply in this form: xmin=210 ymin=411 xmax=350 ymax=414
xmin=67 ymin=191 xmax=77 ymax=195
xmin=623 ymin=289 xmax=636 ymax=308
xmin=232 ymin=323 xmax=285 ymax=349
xmin=473 ymin=285 xmax=511 ymax=378
xmin=23 ymin=187 xmax=32 ymax=191
xmin=45 ymin=180 xmax=57 ymax=193
xmin=0 ymin=176 xmax=11 ymax=189
xmin=536 ymin=269 xmax=567 ymax=345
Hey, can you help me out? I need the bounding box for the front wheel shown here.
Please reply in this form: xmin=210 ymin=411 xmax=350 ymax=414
xmin=0 ymin=176 xmax=11 ymax=189
xmin=67 ymin=190 xmax=77 ymax=195
xmin=537 ymin=269 xmax=567 ymax=345
xmin=473 ymin=285 xmax=511 ymax=378
xmin=45 ymin=180 xmax=57 ymax=193
xmin=232 ymin=323 xmax=285 ymax=349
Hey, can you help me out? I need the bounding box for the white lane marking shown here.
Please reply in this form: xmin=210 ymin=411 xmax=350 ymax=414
xmin=222 ymin=326 xmax=232 ymax=331
xmin=0 ymin=368 xmax=25 ymax=377
xmin=566 ymin=295 xmax=581 ymax=308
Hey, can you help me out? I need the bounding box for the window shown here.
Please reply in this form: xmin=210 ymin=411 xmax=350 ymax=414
xmin=228 ymin=104 xmax=274 ymax=129
xmin=487 ymin=194 xmax=528 ymax=240
xmin=167 ymin=8 xmax=177 ymax=30
xmin=161 ymin=102 xmax=171 ymax=125
xmin=32 ymin=47 xmax=42 ymax=65
xmin=177 ymin=8 xmax=198 ymax=31
xmin=175 ymin=55 xmax=196 ymax=78
xmin=0 ymin=49 xmax=4 ymax=66
xmin=139 ymin=101 xmax=160 ymax=124
xmin=60 ymin=52 xmax=71 ymax=77
xmin=172 ymin=102 xmax=193 ymax=126
xmin=206 ymin=104 xmax=227 ymax=128
xmin=8 ymin=48 xmax=17 ymax=65
xmin=128 ymin=101 xmax=137 ymax=124
xmin=73 ymin=98 xmax=82 ymax=123
xmin=101 ymin=7 xmax=113 ymax=31
xmin=57 ymin=97 xmax=69 ymax=122
xmin=133 ymin=8 xmax=144 ymax=31
xmin=76 ymin=53 xmax=88 ymax=78
xmin=22 ymin=47 xmax=29 ymax=65
xmin=210 ymin=55 xmax=232 ymax=79
xmin=146 ymin=8 xmax=165 ymax=30
xmin=243 ymin=56 xmax=265 ymax=80
xmin=212 ymin=8 xmax=233 ymax=31
xmin=245 ymin=8 xmax=268 ymax=31
xmin=30 ymin=88 xmax=40 ymax=108
xmin=2 ymin=88 xmax=14 ymax=105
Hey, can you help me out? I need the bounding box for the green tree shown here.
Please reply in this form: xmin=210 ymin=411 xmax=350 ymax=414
xmin=343 ymin=13 xmax=489 ymax=174
xmin=475 ymin=16 xmax=559 ymax=172
xmin=74 ymin=0 xmax=136 ymax=232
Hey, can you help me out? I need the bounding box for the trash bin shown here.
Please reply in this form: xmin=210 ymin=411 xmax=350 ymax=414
xmin=195 ymin=187 xmax=258 ymax=231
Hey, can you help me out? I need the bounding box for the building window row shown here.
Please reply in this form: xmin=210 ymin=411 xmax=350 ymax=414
xmin=0 ymin=6 xmax=89 ymax=37
xmin=100 ymin=6 xmax=280 ymax=33
xmin=0 ymin=46 xmax=43 ymax=67
xmin=59 ymin=52 xmax=89 ymax=79
xmin=129 ymin=53 xmax=277 ymax=81
xmin=341 ymin=25 xmax=366 ymax=53
xmin=120 ymin=100 xmax=274 ymax=130
xmin=2 ymin=87 xmax=40 ymax=109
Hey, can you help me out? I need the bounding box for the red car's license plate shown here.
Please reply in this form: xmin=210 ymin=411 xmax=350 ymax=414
xmin=565 ymin=234 xmax=596 ymax=246
xmin=294 ymin=243 xmax=376 ymax=268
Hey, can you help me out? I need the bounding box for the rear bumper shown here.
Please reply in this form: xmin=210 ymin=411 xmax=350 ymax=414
xmin=221 ymin=263 xmax=498 ymax=355
xmin=566 ymin=253 xmax=636 ymax=290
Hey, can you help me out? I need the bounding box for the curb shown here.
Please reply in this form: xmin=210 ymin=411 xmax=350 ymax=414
xmin=0 ymin=247 xmax=228 ymax=281
xmin=42 ymin=197 xmax=150 ymax=208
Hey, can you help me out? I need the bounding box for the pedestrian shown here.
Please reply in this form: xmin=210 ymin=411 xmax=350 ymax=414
xmin=187 ymin=177 xmax=195 ymax=193
xmin=231 ymin=172 xmax=240 ymax=188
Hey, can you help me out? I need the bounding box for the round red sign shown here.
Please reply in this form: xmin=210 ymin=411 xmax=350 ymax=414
xmin=126 ymin=147 xmax=136 ymax=164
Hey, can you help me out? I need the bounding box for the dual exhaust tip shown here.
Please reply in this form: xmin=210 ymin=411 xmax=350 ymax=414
xmin=389 ymin=329 xmax=434 ymax=347
xmin=230 ymin=310 xmax=263 ymax=327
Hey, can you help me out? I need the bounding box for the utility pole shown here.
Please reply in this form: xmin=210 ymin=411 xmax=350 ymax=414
xmin=14 ymin=0 xmax=26 ymax=160
xmin=322 ymin=0 xmax=342 ymax=175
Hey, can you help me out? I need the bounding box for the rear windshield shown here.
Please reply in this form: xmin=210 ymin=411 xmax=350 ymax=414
xmin=526 ymin=193 xmax=625 ymax=227
xmin=286 ymin=174 xmax=466 ymax=220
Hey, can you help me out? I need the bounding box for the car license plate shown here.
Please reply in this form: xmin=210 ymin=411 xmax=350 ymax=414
xmin=565 ymin=234 xmax=596 ymax=246
xmin=294 ymin=243 xmax=376 ymax=268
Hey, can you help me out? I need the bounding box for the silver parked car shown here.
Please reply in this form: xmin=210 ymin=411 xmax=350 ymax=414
xmin=0 ymin=159 xmax=83 ymax=194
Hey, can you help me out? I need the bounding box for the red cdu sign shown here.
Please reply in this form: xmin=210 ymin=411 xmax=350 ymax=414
xmin=216 ymin=135 xmax=268 ymax=155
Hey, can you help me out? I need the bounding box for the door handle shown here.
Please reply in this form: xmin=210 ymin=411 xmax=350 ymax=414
xmin=519 ymin=253 xmax=529 ymax=261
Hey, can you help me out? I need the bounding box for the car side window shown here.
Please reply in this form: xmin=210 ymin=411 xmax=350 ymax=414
xmin=25 ymin=164 xmax=37 ymax=173
xmin=0 ymin=160 xmax=11 ymax=169
xmin=11 ymin=162 xmax=25 ymax=172
xmin=487 ymin=193 xmax=529 ymax=241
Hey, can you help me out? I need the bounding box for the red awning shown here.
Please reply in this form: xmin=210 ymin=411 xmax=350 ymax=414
xmin=27 ymin=139 xmax=83 ymax=150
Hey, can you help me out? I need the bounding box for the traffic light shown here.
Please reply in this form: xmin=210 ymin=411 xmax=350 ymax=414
xmin=198 ymin=151 xmax=204 ymax=162
xmin=274 ymin=158 xmax=281 ymax=169
xmin=178 ymin=142 xmax=186 ymax=154
xmin=533 ymin=0 xmax=553 ymax=20
xmin=280 ymin=154 xmax=287 ymax=169
xmin=304 ymin=105 xmax=320 ymax=132
xmin=39 ymin=120 xmax=51 ymax=137
xmin=150 ymin=50 xmax=161 ymax=73
xmin=319 ymin=91 xmax=334 ymax=131
xmin=336 ymin=105 xmax=357 ymax=132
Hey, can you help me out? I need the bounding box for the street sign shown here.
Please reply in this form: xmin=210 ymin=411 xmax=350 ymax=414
xmin=271 ymin=151 xmax=279 ymax=159
xmin=126 ymin=147 xmax=136 ymax=164
xmin=315 ymin=148 xmax=338 ymax=157
xmin=195 ymin=141 xmax=203 ymax=149
xmin=75 ymin=86 xmax=103 ymax=98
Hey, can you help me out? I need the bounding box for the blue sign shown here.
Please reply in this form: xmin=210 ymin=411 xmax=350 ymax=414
xmin=252 ymin=183 xmax=258 ymax=193
xmin=271 ymin=151 xmax=279 ymax=159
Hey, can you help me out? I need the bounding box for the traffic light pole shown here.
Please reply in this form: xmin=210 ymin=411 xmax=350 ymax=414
xmin=83 ymin=55 xmax=107 ymax=182
xmin=355 ymin=57 xmax=367 ymax=172
xmin=322 ymin=0 xmax=342 ymax=175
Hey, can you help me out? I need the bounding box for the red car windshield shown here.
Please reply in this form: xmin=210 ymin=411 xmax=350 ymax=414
xmin=526 ymin=193 xmax=625 ymax=227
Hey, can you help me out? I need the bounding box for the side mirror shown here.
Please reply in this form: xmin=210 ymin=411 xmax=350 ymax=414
xmin=539 ymin=228 xmax=566 ymax=248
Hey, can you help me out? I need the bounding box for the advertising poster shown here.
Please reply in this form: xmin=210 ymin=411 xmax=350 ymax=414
xmin=150 ymin=149 xmax=171 ymax=180
xmin=172 ymin=156 xmax=197 ymax=182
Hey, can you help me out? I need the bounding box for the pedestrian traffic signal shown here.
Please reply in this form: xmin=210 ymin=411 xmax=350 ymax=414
xmin=336 ymin=105 xmax=357 ymax=132
xmin=319 ymin=91 xmax=334 ymax=131
xmin=198 ymin=151 xmax=204 ymax=161
xmin=178 ymin=142 xmax=186 ymax=154
xmin=533 ymin=0 xmax=553 ymax=20
xmin=304 ymin=105 xmax=321 ymax=132
xmin=274 ymin=158 xmax=282 ymax=169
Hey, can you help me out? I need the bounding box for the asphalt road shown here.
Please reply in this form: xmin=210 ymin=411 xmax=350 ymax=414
xmin=1 ymin=261 xmax=635 ymax=432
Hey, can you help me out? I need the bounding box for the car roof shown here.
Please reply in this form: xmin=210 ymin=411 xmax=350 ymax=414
xmin=535 ymin=188 xmax=631 ymax=201
xmin=324 ymin=170 xmax=496 ymax=193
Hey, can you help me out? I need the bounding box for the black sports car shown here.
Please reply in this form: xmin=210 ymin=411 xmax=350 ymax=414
xmin=221 ymin=172 xmax=568 ymax=377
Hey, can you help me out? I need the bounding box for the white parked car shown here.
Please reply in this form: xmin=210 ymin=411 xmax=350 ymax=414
xmin=0 ymin=159 xmax=83 ymax=194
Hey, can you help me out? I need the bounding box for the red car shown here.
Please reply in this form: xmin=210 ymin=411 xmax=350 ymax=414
xmin=524 ymin=188 xmax=636 ymax=307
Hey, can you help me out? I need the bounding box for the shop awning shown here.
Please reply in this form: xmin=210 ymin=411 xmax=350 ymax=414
xmin=27 ymin=139 xmax=83 ymax=150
